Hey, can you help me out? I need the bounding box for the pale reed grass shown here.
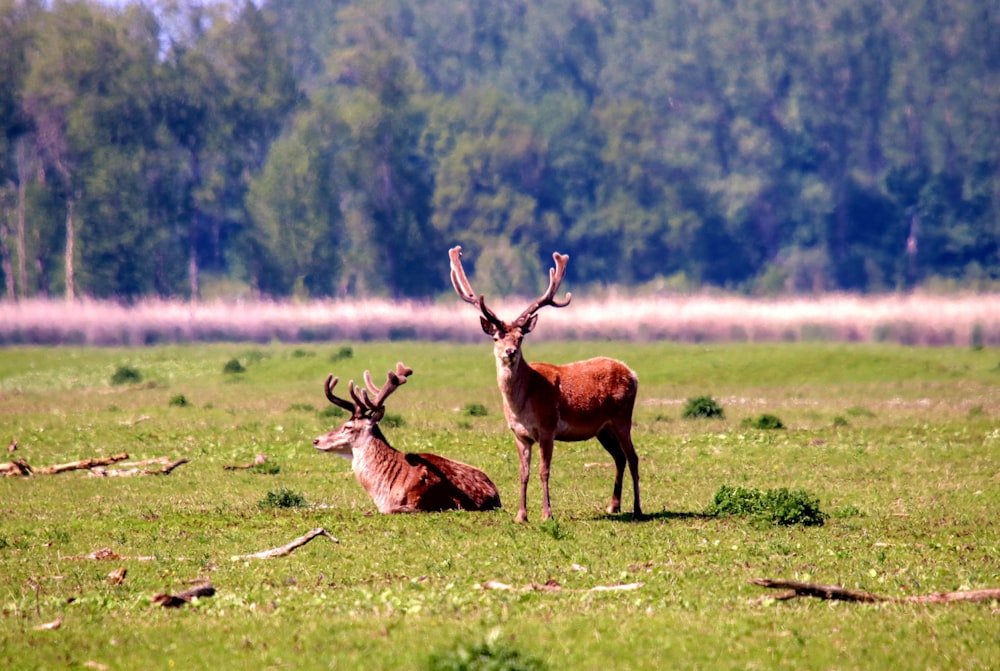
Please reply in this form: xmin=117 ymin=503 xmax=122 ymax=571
xmin=0 ymin=293 xmax=997 ymax=347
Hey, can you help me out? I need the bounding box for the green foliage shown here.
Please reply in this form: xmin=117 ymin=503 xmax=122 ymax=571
xmin=682 ymin=396 xmax=725 ymax=419
xmin=249 ymin=460 xmax=281 ymax=475
xmin=258 ymin=487 xmax=307 ymax=509
xmin=331 ymin=346 xmax=354 ymax=362
xmin=110 ymin=365 xmax=142 ymax=386
xmin=381 ymin=412 xmax=405 ymax=429
xmin=223 ymin=358 xmax=246 ymax=374
xmin=288 ymin=403 xmax=316 ymax=412
xmin=427 ymin=632 xmax=548 ymax=671
xmin=706 ymin=485 xmax=828 ymax=527
xmin=463 ymin=403 xmax=489 ymax=417
xmin=320 ymin=405 xmax=347 ymax=419
xmin=741 ymin=413 xmax=785 ymax=430
xmin=168 ymin=394 xmax=190 ymax=407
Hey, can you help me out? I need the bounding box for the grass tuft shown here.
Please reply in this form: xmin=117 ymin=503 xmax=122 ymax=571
xmin=741 ymin=413 xmax=785 ymax=429
xmin=427 ymin=631 xmax=548 ymax=671
xmin=258 ymin=487 xmax=307 ymax=509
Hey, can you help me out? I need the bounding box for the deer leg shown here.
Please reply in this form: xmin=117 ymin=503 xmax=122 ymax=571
xmin=597 ymin=428 xmax=626 ymax=514
xmin=515 ymin=436 xmax=533 ymax=522
xmin=538 ymin=436 xmax=555 ymax=520
xmin=618 ymin=427 xmax=643 ymax=519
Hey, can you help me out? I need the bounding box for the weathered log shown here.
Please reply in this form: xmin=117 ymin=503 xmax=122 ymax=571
xmin=1 ymin=458 xmax=32 ymax=477
xmin=89 ymin=458 xmax=189 ymax=478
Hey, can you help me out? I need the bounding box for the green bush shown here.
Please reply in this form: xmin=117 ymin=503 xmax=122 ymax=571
xmin=110 ymin=365 xmax=142 ymax=386
xmin=682 ymin=395 xmax=725 ymax=419
xmin=320 ymin=406 xmax=346 ymax=419
xmin=464 ymin=403 xmax=489 ymax=417
xmin=223 ymin=358 xmax=246 ymax=374
xmin=258 ymin=488 xmax=306 ymax=509
xmin=705 ymin=485 xmax=827 ymax=526
xmin=427 ymin=632 xmax=548 ymax=671
xmin=742 ymin=413 xmax=784 ymax=429
xmin=330 ymin=346 xmax=354 ymax=362
xmin=381 ymin=412 xmax=405 ymax=429
xmin=168 ymin=394 xmax=189 ymax=407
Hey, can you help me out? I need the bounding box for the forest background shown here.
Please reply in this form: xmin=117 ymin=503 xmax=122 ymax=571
xmin=0 ymin=0 xmax=998 ymax=303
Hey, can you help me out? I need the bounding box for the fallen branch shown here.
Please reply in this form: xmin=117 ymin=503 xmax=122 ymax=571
xmin=34 ymin=453 xmax=130 ymax=476
xmin=480 ymin=579 xmax=645 ymax=593
xmin=223 ymin=454 xmax=269 ymax=470
xmin=230 ymin=527 xmax=338 ymax=560
xmin=64 ymin=548 xmax=156 ymax=561
xmin=751 ymin=578 xmax=1000 ymax=605
xmin=152 ymin=583 xmax=216 ymax=608
xmin=89 ymin=457 xmax=189 ymax=478
xmin=34 ymin=616 xmax=63 ymax=631
xmin=1 ymin=458 xmax=32 ymax=477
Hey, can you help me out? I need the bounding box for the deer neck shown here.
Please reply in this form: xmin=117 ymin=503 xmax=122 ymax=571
xmin=495 ymin=350 xmax=532 ymax=409
xmin=350 ymin=427 xmax=405 ymax=507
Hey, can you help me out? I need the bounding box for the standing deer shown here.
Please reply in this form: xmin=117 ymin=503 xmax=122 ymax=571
xmin=313 ymin=362 xmax=501 ymax=513
xmin=449 ymin=246 xmax=642 ymax=522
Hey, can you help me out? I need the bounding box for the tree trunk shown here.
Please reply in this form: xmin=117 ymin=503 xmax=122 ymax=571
xmin=15 ymin=140 xmax=30 ymax=298
xmin=0 ymin=186 xmax=14 ymax=299
xmin=64 ymin=195 xmax=75 ymax=301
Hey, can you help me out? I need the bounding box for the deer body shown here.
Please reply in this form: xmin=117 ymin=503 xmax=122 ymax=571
xmin=451 ymin=246 xmax=642 ymax=522
xmin=313 ymin=363 xmax=501 ymax=514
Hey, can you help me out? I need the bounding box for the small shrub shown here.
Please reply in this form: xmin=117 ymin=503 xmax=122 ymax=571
xmin=168 ymin=394 xmax=189 ymax=407
xmin=381 ymin=412 xmax=405 ymax=429
xmin=110 ymin=365 xmax=142 ymax=386
xmin=288 ymin=403 xmax=316 ymax=412
xmin=223 ymin=358 xmax=246 ymax=374
xmin=291 ymin=349 xmax=315 ymax=358
xmin=320 ymin=406 xmax=346 ymax=419
xmin=258 ymin=487 xmax=307 ymax=509
xmin=464 ymin=403 xmax=489 ymax=417
xmin=330 ymin=346 xmax=354 ymax=362
xmin=427 ymin=631 xmax=548 ymax=671
xmin=682 ymin=395 xmax=725 ymax=419
xmin=706 ymin=484 xmax=827 ymax=526
xmin=742 ymin=413 xmax=785 ymax=430
xmin=832 ymin=415 xmax=849 ymax=427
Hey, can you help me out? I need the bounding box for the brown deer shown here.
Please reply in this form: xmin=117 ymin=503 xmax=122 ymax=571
xmin=313 ymin=362 xmax=501 ymax=513
xmin=449 ymin=246 xmax=642 ymax=522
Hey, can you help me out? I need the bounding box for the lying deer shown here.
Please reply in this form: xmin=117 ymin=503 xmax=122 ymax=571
xmin=449 ymin=246 xmax=642 ymax=522
xmin=313 ymin=362 xmax=501 ymax=513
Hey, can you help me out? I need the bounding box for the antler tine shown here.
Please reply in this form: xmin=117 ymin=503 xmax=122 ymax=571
xmin=448 ymin=246 xmax=479 ymax=306
xmin=449 ymin=246 xmax=505 ymax=329
xmin=324 ymin=374 xmax=358 ymax=414
xmin=515 ymin=251 xmax=573 ymax=325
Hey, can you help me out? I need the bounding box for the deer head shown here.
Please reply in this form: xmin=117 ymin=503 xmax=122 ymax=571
xmin=314 ymin=362 xmax=413 ymax=457
xmin=449 ymin=246 xmax=571 ymax=366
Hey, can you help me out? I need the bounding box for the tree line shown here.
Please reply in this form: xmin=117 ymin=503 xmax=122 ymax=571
xmin=1 ymin=0 xmax=997 ymax=301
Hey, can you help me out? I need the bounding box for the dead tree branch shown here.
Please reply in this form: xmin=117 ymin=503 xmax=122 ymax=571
xmin=89 ymin=458 xmax=189 ymax=478
xmin=752 ymin=578 xmax=1000 ymax=605
xmin=152 ymin=583 xmax=216 ymax=608
xmin=230 ymin=527 xmax=338 ymax=560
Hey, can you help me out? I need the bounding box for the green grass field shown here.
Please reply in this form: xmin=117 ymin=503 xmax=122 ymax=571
xmin=1 ymin=341 xmax=998 ymax=670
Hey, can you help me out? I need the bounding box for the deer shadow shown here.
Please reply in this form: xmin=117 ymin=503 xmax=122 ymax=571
xmin=593 ymin=510 xmax=715 ymax=524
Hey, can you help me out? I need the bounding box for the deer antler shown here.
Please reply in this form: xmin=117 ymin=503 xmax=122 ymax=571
xmin=449 ymin=246 xmax=505 ymax=330
xmin=513 ymin=251 xmax=572 ymax=326
xmin=324 ymin=375 xmax=359 ymax=416
xmin=349 ymin=362 xmax=413 ymax=416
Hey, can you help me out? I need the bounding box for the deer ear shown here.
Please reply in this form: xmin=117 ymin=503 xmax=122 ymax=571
xmin=522 ymin=314 xmax=539 ymax=334
xmin=371 ymin=406 xmax=386 ymax=423
xmin=480 ymin=316 xmax=498 ymax=336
